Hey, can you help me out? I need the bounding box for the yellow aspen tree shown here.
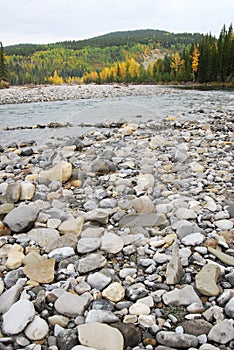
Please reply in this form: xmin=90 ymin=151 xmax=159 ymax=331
xmin=147 ymin=61 xmax=154 ymax=79
xmin=119 ymin=61 xmax=127 ymax=81
xmin=99 ymin=67 xmax=111 ymax=83
xmin=47 ymin=70 xmax=63 ymax=85
xmin=110 ymin=63 xmax=118 ymax=81
xmin=170 ymin=52 xmax=185 ymax=80
xmin=127 ymin=58 xmax=140 ymax=80
xmin=191 ymin=45 xmax=200 ymax=82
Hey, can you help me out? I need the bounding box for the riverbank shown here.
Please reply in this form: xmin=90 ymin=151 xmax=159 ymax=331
xmin=0 ymin=111 xmax=233 ymax=349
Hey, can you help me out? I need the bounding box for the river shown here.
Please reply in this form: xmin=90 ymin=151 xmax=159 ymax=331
xmin=0 ymin=86 xmax=233 ymax=146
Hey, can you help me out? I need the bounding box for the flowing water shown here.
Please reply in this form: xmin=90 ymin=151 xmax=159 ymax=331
xmin=0 ymin=86 xmax=233 ymax=146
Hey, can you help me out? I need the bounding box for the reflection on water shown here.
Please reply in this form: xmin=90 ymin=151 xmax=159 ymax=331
xmin=0 ymin=87 xmax=233 ymax=146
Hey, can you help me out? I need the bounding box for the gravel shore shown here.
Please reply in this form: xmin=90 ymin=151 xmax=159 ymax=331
xmin=0 ymin=84 xmax=174 ymax=105
xmin=0 ymin=108 xmax=233 ymax=349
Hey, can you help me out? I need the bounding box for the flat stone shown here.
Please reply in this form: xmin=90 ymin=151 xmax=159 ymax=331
xmin=214 ymin=219 xmax=233 ymax=230
xmin=24 ymin=315 xmax=49 ymax=340
xmin=0 ymin=278 xmax=26 ymax=314
xmin=4 ymin=203 xmax=39 ymax=233
xmin=156 ymin=331 xmax=199 ymax=348
xmin=208 ymin=247 xmax=234 ymax=266
xmin=71 ymin=347 xmax=98 ymax=350
xmin=163 ymin=285 xmax=202 ymax=306
xmin=2 ymin=299 xmax=35 ymax=335
xmin=85 ymin=309 xmax=119 ymax=323
xmin=39 ymin=161 xmax=72 ymax=183
xmin=20 ymin=182 xmax=35 ymax=200
xmin=59 ymin=217 xmax=84 ymax=236
xmin=23 ymin=251 xmax=46 ymax=265
xmin=204 ymin=196 xmax=217 ymax=212
xmin=77 ymin=254 xmax=107 ymax=274
xmin=195 ymin=264 xmax=221 ymax=296
xmin=101 ymin=233 xmax=124 ymax=253
xmin=166 ymin=244 xmax=183 ymax=285
xmin=133 ymin=196 xmax=155 ymax=213
xmin=208 ymin=319 xmax=234 ymax=344
xmin=181 ymin=232 xmax=205 ymax=246
xmin=55 ymin=291 xmax=91 ymax=317
xmin=23 ymin=259 xmax=55 ymax=284
xmin=190 ymin=162 xmax=204 ymax=172
xmin=77 ymin=237 xmax=101 ymax=254
xmin=172 ymin=220 xmax=195 ymax=239
xmin=119 ymin=213 xmax=167 ymax=227
xmin=78 ymin=323 xmax=124 ymax=350
xmin=181 ymin=319 xmax=213 ymax=336
xmin=129 ymin=303 xmax=150 ymax=315
xmin=224 ymin=296 xmax=234 ymax=318
xmin=84 ymin=209 xmax=110 ymax=224
xmin=175 ymin=208 xmax=197 ymax=220
xmin=5 ymin=182 xmax=21 ymax=202
xmin=199 ymin=345 xmax=220 ymax=350
xmin=6 ymin=243 xmax=25 ymax=269
xmin=27 ymin=228 xmax=60 ymax=253
xmin=86 ymin=271 xmax=111 ymax=290
xmin=102 ymin=282 xmax=125 ymax=302
xmin=48 ymin=247 xmax=75 ymax=261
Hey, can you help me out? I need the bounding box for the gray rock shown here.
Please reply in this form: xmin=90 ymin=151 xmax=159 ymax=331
xmin=3 ymin=203 xmax=39 ymax=233
xmin=24 ymin=315 xmax=49 ymax=340
xmin=84 ymin=209 xmax=110 ymax=224
xmin=119 ymin=213 xmax=167 ymax=227
xmin=163 ymin=285 xmax=202 ymax=306
xmin=175 ymin=208 xmax=197 ymax=220
xmin=224 ymin=296 xmax=234 ymax=318
xmin=57 ymin=329 xmax=78 ymax=350
xmin=181 ymin=232 xmax=205 ymax=246
xmin=101 ymin=233 xmax=124 ymax=253
xmin=55 ymin=291 xmax=91 ymax=317
xmin=48 ymin=247 xmax=75 ymax=261
xmin=166 ymin=244 xmax=183 ymax=285
xmin=5 ymin=182 xmax=21 ymax=203
xmin=181 ymin=319 xmax=212 ymax=336
xmin=208 ymin=247 xmax=234 ymax=266
xmin=208 ymin=319 xmax=234 ymax=344
xmin=85 ymin=309 xmax=119 ymax=323
xmin=156 ymin=331 xmax=199 ymax=348
xmin=214 ymin=219 xmax=233 ymax=230
xmin=27 ymin=228 xmax=60 ymax=253
xmin=0 ymin=278 xmax=26 ymax=314
xmin=2 ymin=299 xmax=35 ymax=335
xmin=77 ymin=237 xmax=101 ymax=254
xmin=77 ymin=254 xmax=107 ymax=274
xmin=87 ymin=271 xmax=112 ymax=290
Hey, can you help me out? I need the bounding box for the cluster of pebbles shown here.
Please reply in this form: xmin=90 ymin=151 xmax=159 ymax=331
xmin=0 ymin=84 xmax=172 ymax=105
xmin=0 ymin=109 xmax=233 ymax=350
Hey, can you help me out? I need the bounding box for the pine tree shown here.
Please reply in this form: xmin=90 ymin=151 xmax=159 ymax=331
xmin=0 ymin=41 xmax=8 ymax=81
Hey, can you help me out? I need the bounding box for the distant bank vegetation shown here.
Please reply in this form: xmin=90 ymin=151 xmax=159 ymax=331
xmin=0 ymin=25 xmax=233 ymax=87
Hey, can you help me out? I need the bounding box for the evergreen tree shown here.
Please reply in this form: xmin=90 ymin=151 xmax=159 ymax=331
xmin=0 ymin=41 xmax=8 ymax=81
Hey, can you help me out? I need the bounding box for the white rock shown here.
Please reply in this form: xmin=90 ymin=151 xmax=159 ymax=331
xmin=208 ymin=319 xmax=234 ymax=344
xmin=181 ymin=232 xmax=205 ymax=246
xmin=77 ymin=237 xmax=101 ymax=254
xmin=101 ymin=233 xmax=124 ymax=254
xmin=175 ymin=208 xmax=197 ymax=220
xmin=214 ymin=219 xmax=233 ymax=230
xmin=129 ymin=302 xmax=150 ymax=315
xmin=24 ymin=315 xmax=49 ymax=340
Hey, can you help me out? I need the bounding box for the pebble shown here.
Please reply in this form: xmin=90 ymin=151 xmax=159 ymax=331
xmin=0 ymin=92 xmax=233 ymax=349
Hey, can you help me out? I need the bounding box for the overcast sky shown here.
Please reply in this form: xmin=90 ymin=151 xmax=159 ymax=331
xmin=1 ymin=0 xmax=233 ymax=46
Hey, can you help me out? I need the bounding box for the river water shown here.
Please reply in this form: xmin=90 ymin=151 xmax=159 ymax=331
xmin=0 ymin=86 xmax=233 ymax=146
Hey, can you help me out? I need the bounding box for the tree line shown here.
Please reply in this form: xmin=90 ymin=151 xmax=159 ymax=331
xmin=1 ymin=24 xmax=233 ymax=87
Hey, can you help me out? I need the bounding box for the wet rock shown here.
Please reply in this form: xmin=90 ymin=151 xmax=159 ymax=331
xmin=3 ymin=203 xmax=39 ymax=233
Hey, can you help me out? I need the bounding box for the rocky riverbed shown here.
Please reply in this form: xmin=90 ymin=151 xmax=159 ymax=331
xmin=0 ymin=84 xmax=173 ymax=105
xmin=0 ymin=109 xmax=233 ymax=350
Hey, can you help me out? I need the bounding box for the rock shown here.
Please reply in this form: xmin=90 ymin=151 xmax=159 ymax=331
xmin=163 ymin=285 xmax=202 ymax=306
xmin=181 ymin=319 xmax=212 ymax=336
xmin=2 ymin=299 xmax=35 ymax=335
xmin=3 ymin=203 xmax=39 ymax=233
xmin=56 ymin=329 xmax=78 ymax=350
xmin=0 ymin=278 xmax=26 ymax=314
xmin=166 ymin=244 xmax=183 ymax=285
xmin=91 ymin=159 xmax=116 ymax=174
xmin=78 ymin=323 xmax=124 ymax=350
xmin=172 ymin=220 xmax=195 ymax=239
xmin=195 ymin=264 xmax=221 ymax=296
xmin=204 ymin=196 xmax=217 ymax=212
xmin=77 ymin=254 xmax=107 ymax=274
xmin=71 ymin=347 xmax=97 ymax=350
xmin=23 ymin=259 xmax=55 ymax=284
xmin=181 ymin=232 xmax=205 ymax=246
xmin=23 ymin=251 xmax=46 ymax=265
xmin=215 ymin=219 xmax=233 ymax=230
xmin=20 ymin=182 xmax=35 ymax=200
xmin=6 ymin=243 xmax=25 ymax=269
xmin=101 ymin=233 xmax=124 ymax=253
xmin=5 ymin=182 xmax=21 ymax=202
xmin=85 ymin=309 xmax=119 ymax=323
xmin=77 ymin=237 xmax=101 ymax=254
xmin=48 ymin=247 xmax=75 ymax=261
xmin=199 ymin=345 xmax=220 ymax=350
xmin=111 ymin=322 xmax=142 ymax=348
xmin=208 ymin=319 xmax=234 ymax=344
xmin=129 ymin=303 xmax=150 ymax=315
xmin=224 ymin=296 xmax=234 ymax=318
xmin=156 ymin=331 xmax=199 ymax=348
xmin=24 ymin=315 xmax=49 ymax=340
xmin=84 ymin=209 xmax=110 ymax=224
xmin=119 ymin=213 xmax=167 ymax=227
xmin=190 ymin=162 xmax=204 ymax=172
xmin=39 ymin=161 xmax=72 ymax=183
xmin=175 ymin=208 xmax=197 ymax=220
xmin=133 ymin=196 xmax=155 ymax=213
xmin=27 ymin=228 xmax=60 ymax=252
xmin=58 ymin=217 xmax=84 ymax=236
xmin=55 ymin=291 xmax=91 ymax=317
xmin=86 ymin=271 xmax=112 ymax=290
xmin=102 ymin=282 xmax=125 ymax=302
xmin=208 ymin=247 xmax=234 ymax=266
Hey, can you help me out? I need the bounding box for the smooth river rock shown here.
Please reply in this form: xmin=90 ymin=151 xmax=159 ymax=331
xmin=3 ymin=203 xmax=39 ymax=233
